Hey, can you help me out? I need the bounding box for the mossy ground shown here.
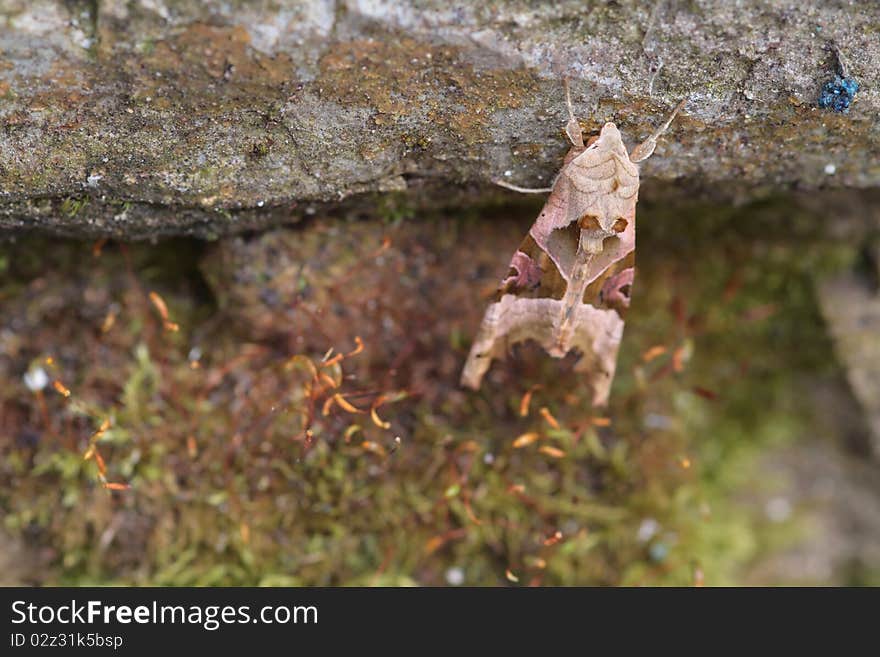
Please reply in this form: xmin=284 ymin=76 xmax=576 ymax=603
xmin=0 ymin=196 xmax=869 ymax=585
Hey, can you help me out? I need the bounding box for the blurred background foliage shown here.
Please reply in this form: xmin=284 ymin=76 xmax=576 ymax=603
xmin=1 ymin=194 xmax=878 ymax=586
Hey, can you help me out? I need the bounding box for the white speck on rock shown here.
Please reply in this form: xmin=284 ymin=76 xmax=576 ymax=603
xmin=24 ymin=367 xmax=49 ymax=392
xmin=765 ymin=497 xmax=792 ymax=523
xmin=139 ymin=0 xmax=171 ymax=21
xmin=445 ymin=567 xmax=464 ymax=586
xmin=637 ymin=518 xmax=660 ymax=543
xmin=643 ymin=413 xmax=672 ymax=430
xmin=824 ymin=163 xmax=836 ymax=175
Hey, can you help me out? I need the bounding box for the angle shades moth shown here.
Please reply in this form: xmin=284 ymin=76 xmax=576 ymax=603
xmin=461 ymin=82 xmax=685 ymax=405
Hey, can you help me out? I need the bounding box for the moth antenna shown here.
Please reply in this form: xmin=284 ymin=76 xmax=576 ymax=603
xmin=563 ymin=77 xmax=576 ymax=123
xmin=831 ymin=43 xmax=850 ymax=78
xmin=630 ymin=98 xmax=687 ymax=163
xmin=493 ymin=179 xmax=554 ymax=194
xmin=562 ymin=77 xmax=585 ymax=149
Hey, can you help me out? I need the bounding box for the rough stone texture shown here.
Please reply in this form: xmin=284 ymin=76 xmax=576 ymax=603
xmin=1 ymin=0 xmax=879 ymax=237
xmin=744 ymin=441 xmax=880 ymax=585
xmin=0 ymin=528 xmax=40 ymax=585
xmin=818 ymin=266 xmax=880 ymax=458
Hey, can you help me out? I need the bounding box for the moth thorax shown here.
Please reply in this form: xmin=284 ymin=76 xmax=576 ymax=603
xmin=577 ymin=213 xmax=629 ymax=234
xmin=577 ymin=214 xmax=602 ymax=232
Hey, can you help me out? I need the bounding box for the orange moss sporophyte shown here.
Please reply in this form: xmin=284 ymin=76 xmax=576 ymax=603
xmin=642 ymin=345 xmax=667 ymax=362
xmin=518 ymin=385 xmax=541 ymax=417
xmin=148 ymin=290 xmax=179 ymax=332
xmin=538 ymin=406 xmax=560 ymax=430
xmin=538 ymin=446 xmax=566 ymax=459
xmin=52 ymin=380 xmax=71 ymax=398
xmin=512 ymin=432 xmax=540 ymax=448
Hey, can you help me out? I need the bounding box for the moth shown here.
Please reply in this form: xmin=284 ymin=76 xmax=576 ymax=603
xmin=461 ymin=82 xmax=685 ymax=405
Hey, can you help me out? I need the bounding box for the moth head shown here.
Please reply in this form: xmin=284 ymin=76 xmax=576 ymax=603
xmin=600 ymin=122 xmax=620 ymax=137
xmin=586 ymin=122 xmax=629 ymax=159
xmin=585 ymin=123 xmax=623 ymax=150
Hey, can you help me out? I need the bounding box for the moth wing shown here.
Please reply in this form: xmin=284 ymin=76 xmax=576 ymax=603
xmin=460 ymin=295 xmax=556 ymax=390
xmin=526 ymin=177 xmax=578 ymax=282
xmin=460 ymin=293 xmax=624 ymax=406
xmin=461 ymin=124 xmax=641 ymax=402
xmin=567 ymin=303 xmax=625 ymax=406
xmin=530 ymin=136 xmax=638 ymax=286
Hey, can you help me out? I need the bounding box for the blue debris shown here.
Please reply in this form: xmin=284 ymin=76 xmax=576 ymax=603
xmin=818 ymin=75 xmax=859 ymax=113
xmin=648 ymin=542 xmax=669 ymax=563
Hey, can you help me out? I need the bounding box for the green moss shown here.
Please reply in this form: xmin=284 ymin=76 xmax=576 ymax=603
xmin=137 ymin=38 xmax=156 ymax=55
xmin=0 ymin=194 xmax=868 ymax=586
xmin=377 ymin=193 xmax=416 ymax=225
xmin=59 ymin=196 xmax=89 ymax=218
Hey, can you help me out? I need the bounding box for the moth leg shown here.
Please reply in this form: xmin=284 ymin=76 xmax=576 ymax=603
xmin=563 ymin=77 xmax=585 ymax=149
xmin=493 ymin=78 xmax=584 ymax=195
xmin=493 ymin=179 xmax=554 ymax=194
xmin=831 ymin=42 xmax=850 ymax=78
xmin=629 ymin=98 xmax=687 ymax=163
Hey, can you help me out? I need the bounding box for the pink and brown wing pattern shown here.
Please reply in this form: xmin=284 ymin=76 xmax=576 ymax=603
xmin=461 ymin=123 xmax=641 ymax=406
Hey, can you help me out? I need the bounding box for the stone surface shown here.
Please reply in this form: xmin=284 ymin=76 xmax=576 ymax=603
xmin=818 ymin=267 xmax=880 ymax=458
xmin=1 ymin=0 xmax=879 ymax=237
xmin=744 ymin=440 xmax=880 ymax=585
xmin=0 ymin=528 xmax=40 ymax=585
